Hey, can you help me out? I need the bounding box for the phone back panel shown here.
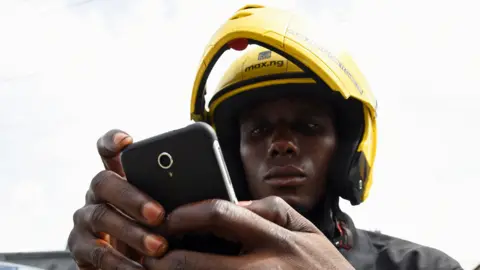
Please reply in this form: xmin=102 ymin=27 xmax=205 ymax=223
xmin=120 ymin=122 xmax=233 ymax=214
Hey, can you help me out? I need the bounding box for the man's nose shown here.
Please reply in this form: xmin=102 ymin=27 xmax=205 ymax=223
xmin=268 ymin=140 xmax=299 ymax=158
xmin=267 ymin=127 xmax=299 ymax=158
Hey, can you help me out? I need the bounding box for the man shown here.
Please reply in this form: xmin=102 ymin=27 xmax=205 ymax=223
xmin=67 ymin=5 xmax=463 ymax=270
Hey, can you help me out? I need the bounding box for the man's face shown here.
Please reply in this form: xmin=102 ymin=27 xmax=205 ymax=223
xmin=239 ymin=97 xmax=337 ymax=212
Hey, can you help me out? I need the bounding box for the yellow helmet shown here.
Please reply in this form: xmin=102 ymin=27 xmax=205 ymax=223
xmin=190 ymin=4 xmax=378 ymax=205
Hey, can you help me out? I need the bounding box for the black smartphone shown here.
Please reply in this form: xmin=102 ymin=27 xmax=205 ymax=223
xmin=120 ymin=122 xmax=241 ymax=254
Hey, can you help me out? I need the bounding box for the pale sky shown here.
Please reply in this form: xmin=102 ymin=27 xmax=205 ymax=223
xmin=0 ymin=0 xmax=479 ymax=269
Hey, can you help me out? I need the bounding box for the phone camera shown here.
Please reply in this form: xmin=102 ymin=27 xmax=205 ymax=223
xmin=157 ymin=152 xmax=173 ymax=169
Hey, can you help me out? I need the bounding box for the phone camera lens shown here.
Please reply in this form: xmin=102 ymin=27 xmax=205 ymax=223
xmin=158 ymin=152 xmax=173 ymax=169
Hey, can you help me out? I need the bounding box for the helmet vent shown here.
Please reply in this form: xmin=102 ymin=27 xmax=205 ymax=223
xmin=229 ymin=11 xmax=253 ymax=20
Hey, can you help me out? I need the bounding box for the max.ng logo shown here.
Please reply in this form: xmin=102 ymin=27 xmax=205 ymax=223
xmin=244 ymin=60 xmax=284 ymax=72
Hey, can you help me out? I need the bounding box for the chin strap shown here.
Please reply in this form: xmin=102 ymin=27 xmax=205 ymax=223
xmin=333 ymin=219 xmax=353 ymax=250
xmin=331 ymin=197 xmax=354 ymax=250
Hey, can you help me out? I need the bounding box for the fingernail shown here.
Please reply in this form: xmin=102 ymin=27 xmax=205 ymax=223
xmin=142 ymin=202 xmax=164 ymax=224
xmin=144 ymin=235 xmax=165 ymax=254
xmin=113 ymin=132 xmax=131 ymax=146
xmin=237 ymin=200 xmax=252 ymax=206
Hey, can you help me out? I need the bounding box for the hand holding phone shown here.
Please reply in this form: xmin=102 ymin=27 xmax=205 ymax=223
xmin=120 ymin=122 xmax=241 ymax=254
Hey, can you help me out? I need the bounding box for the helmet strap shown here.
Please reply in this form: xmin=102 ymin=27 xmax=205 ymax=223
xmin=331 ymin=196 xmax=355 ymax=250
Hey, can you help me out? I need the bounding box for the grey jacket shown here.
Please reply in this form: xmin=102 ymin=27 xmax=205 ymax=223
xmin=335 ymin=213 xmax=463 ymax=270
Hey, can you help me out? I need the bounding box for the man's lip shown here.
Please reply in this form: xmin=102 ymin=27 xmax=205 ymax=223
xmin=263 ymin=165 xmax=307 ymax=187
xmin=264 ymin=177 xmax=307 ymax=187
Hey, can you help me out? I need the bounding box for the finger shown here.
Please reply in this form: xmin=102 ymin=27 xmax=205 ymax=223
xmin=95 ymin=130 xmax=137 ymax=262
xmin=238 ymin=196 xmax=321 ymax=234
xmin=85 ymin=189 xmax=96 ymax=205
xmin=69 ymin=232 xmax=145 ymax=270
xmin=90 ymin=170 xmax=165 ymax=226
xmin=165 ymin=199 xmax=290 ymax=249
xmin=97 ymin=129 xmax=133 ymax=177
xmin=75 ymin=203 xmax=168 ymax=257
xmin=85 ymin=173 xmax=145 ymax=263
xmin=143 ymin=250 xmax=245 ymax=270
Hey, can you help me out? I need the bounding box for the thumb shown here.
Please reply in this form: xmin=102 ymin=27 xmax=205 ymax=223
xmin=238 ymin=196 xmax=321 ymax=234
xmin=95 ymin=129 xmax=139 ymax=263
xmin=96 ymin=129 xmax=133 ymax=177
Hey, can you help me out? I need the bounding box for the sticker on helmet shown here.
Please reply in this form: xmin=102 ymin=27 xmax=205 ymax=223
xmin=244 ymin=60 xmax=284 ymax=72
xmin=258 ymin=50 xmax=271 ymax=60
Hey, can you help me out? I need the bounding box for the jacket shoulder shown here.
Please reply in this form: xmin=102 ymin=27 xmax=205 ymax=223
xmin=361 ymin=230 xmax=463 ymax=270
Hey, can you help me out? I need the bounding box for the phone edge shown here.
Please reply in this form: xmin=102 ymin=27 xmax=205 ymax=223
xmin=212 ymin=140 xmax=238 ymax=204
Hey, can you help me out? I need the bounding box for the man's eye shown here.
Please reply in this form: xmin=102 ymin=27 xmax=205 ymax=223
xmin=251 ymin=126 xmax=268 ymax=136
xmin=251 ymin=128 xmax=262 ymax=135
xmin=294 ymin=121 xmax=325 ymax=135
xmin=307 ymin=123 xmax=319 ymax=129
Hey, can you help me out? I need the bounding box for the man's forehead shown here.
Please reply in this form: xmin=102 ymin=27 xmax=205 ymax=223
xmin=240 ymin=96 xmax=333 ymax=120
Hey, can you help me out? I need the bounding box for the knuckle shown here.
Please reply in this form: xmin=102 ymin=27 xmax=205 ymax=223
xmin=267 ymin=196 xmax=289 ymax=214
xmin=263 ymin=196 xmax=292 ymax=231
xmin=266 ymin=196 xmax=285 ymax=212
xmin=85 ymin=190 xmax=95 ymax=204
xmin=89 ymin=245 xmax=109 ymax=269
xmin=72 ymin=207 xmax=85 ymax=225
xmin=89 ymin=204 xmax=109 ymax=232
xmin=66 ymin=231 xmax=77 ymax=253
xmin=268 ymin=195 xmax=287 ymax=207
xmin=90 ymin=170 xmax=114 ymax=195
xmin=117 ymin=222 xmax=136 ymax=244
xmin=208 ymin=199 xmax=233 ymax=222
